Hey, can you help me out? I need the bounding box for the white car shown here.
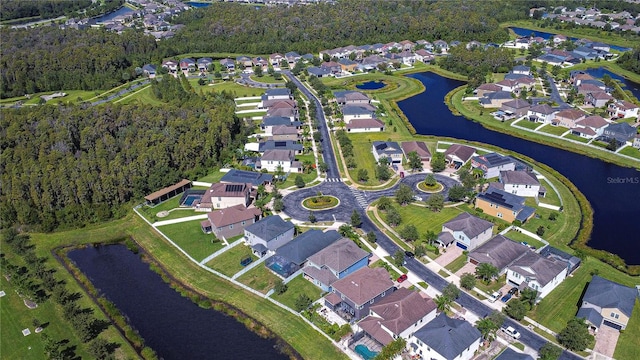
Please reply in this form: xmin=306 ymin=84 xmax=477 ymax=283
xmin=489 ymin=291 xmax=502 ymax=303
xmin=501 ymin=326 xmax=521 ymax=339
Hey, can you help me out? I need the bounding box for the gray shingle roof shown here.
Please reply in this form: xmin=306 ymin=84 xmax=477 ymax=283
xmin=220 ymin=169 xmax=273 ymax=187
xmin=307 ymin=238 xmax=369 ymax=274
xmin=373 ymin=141 xmax=403 ymax=156
xmin=443 ymin=212 xmax=493 ymax=240
xmin=244 ymin=216 xmax=294 ymax=242
xmin=275 ymin=230 xmax=342 ymax=266
xmin=472 ymin=153 xmax=514 ymax=169
xmin=495 ymin=348 xmax=534 ymax=360
xmin=258 ymin=140 xmax=303 ymax=153
xmin=508 ymin=251 xmax=567 ymax=287
xmin=582 ymin=275 xmax=637 ymax=317
xmin=468 ymin=235 xmax=530 ymax=271
xmin=577 ymin=307 xmax=604 ymax=327
xmin=413 ymin=313 xmax=481 ymax=360
xmin=499 ymin=170 xmax=540 ymax=186
xmin=342 ymin=105 xmax=373 ymax=116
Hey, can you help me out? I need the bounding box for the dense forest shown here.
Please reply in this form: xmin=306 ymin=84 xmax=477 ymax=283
xmin=618 ymin=47 xmax=640 ymax=75
xmin=0 ymin=77 xmax=247 ymax=231
xmin=438 ymin=46 xmax=515 ymax=86
xmin=0 ymin=0 xmax=124 ymax=21
xmin=158 ymin=0 xmax=534 ymax=56
xmin=0 ymin=27 xmax=157 ymax=98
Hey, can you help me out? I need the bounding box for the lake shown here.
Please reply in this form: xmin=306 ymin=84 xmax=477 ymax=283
xmin=186 ymin=1 xmax=212 ymax=8
xmin=399 ymin=72 xmax=640 ymax=264
xmin=93 ymin=6 xmax=134 ymax=24
xmin=509 ymin=27 xmax=631 ymax=52
xmin=67 ymin=245 xmax=288 ymax=360
xmin=356 ymin=81 xmax=386 ymax=90
xmin=583 ymin=67 xmax=640 ymax=100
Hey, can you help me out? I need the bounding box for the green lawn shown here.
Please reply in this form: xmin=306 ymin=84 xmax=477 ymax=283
xmin=444 ymin=254 xmax=468 ymax=273
xmin=116 ymin=85 xmax=164 ymax=106
xmin=157 ymin=220 xmax=224 ymax=262
xmin=538 ymin=125 xmax=569 ymax=136
xmin=530 ymin=257 xmax=640 ymax=333
xmin=619 ymin=146 xmax=640 ymax=160
xmin=514 ymin=120 xmax=541 ymax=130
xmin=563 ymin=133 xmax=590 ymax=143
xmin=475 ymin=275 xmax=506 ymax=294
xmin=271 ymin=275 xmax=324 ymax=311
xmin=206 ymin=244 xmax=257 ymax=277
xmin=237 ymin=265 xmax=282 ymax=294
xmin=200 ymin=81 xmax=266 ymax=97
xmin=391 ymin=204 xmax=463 ymax=235
xmin=503 ymin=230 xmax=546 ymax=249
xmin=615 ymin=299 xmax=640 ymax=360
xmin=138 ymin=194 xmax=185 ymax=222
xmin=197 ymin=169 xmax=227 ymax=183
xmin=281 ymin=170 xmax=317 ymax=188
xmin=520 ymin=206 xmax=566 ymax=243
xmin=538 ymin=178 xmax=561 ymax=207
xmin=0 ymin=89 xmax=99 ymax=106
xmin=250 ymin=75 xmax=285 ymax=84
xmin=370 ymin=260 xmax=400 ymax=280
xmin=155 ymin=208 xmax=201 ymax=221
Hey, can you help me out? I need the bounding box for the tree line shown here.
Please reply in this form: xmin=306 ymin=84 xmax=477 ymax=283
xmin=0 ymin=0 xmax=93 ymax=21
xmin=0 ymin=77 xmax=247 ymax=231
xmin=0 ymin=26 xmax=157 ymax=98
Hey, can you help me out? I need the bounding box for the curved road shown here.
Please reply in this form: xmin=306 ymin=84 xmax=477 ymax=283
xmin=281 ymin=72 xmax=580 ymax=360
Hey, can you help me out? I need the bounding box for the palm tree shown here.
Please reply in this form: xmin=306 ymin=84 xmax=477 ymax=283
xmin=475 ymin=263 xmax=499 ymax=283
xmin=434 ymin=295 xmax=452 ymax=313
xmin=424 ymin=230 xmax=438 ymax=246
xmin=476 ymin=318 xmax=499 ymax=342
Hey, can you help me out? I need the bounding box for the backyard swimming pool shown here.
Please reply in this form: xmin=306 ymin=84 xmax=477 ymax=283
xmin=181 ymin=194 xmax=202 ymax=207
xmin=355 ymin=344 xmax=378 ymax=360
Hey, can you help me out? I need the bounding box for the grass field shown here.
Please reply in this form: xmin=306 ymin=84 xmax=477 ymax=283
xmin=195 ymin=80 xmax=266 ymax=98
xmin=271 ymin=275 xmax=324 ymax=311
xmin=370 ymin=260 xmax=400 ymax=280
xmin=503 ymin=230 xmax=546 ymax=249
xmin=391 ymin=203 xmax=463 ymax=235
xmin=138 ymin=194 xmax=184 ymax=222
xmin=117 ymin=85 xmax=163 ymax=106
xmin=538 ymin=179 xmax=561 ymax=207
xmin=250 ymin=75 xmax=285 ymax=84
xmin=530 ymin=257 xmax=640 ymax=333
xmin=237 ymin=265 xmax=282 ymax=294
xmin=206 ymin=243 xmax=257 ymax=277
xmin=538 ymin=125 xmax=569 ymax=136
xmin=615 ymin=299 xmax=640 ymax=360
xmin=563 ymin=133 xmax=590 ymax=143
xmin=619 ymin=146 xmax=640 ymax=160
xmin=197 ymin=169 xmax=227 ymax=183
xmin=156 ymin=220 xmax=223 ymax=262
xmin=444 ymin=254 xmax=468 ymax=273
xmin=514 ymin=120 xmax=541 ymax=130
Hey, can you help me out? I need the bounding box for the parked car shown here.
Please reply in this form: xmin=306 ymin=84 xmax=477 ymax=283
xmin=501 ymin=326 xmax=521 ymax=339
xmin=501 ymin=293 xmax=512 ymax=303
xmin=413 ymin=195 xmax=422 ymax=201
xmin=489 ymin=291 xmax=502 ymax=303
xmin=404 ymin=251 xmax=415 ymax=258
xmin=508 ymin=287 xmax=519 ymax=295
xmin=397 ymin=274 xmax=408 ymax=283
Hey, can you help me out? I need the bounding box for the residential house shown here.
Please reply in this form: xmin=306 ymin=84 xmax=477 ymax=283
xmin=466 ymin=40 xmax=482 ymax=50
xmin=536 ymin=54 xmax=565 ymax=66
xmin=398 ymin=50 xmax=416 ymax=65
xmin=303 ymin=238 xmax=370 ymax=291
xmin=471 ymin=153 xmax=516 ymax=179
xmin=416 ymin=40 xmax=433 ymax=50
xmin=433 ymin=40 xmax=449 ymax=53
xmin=220 ymin=58 xmax=235 ymax=71
xmin=408 ymin=313 xmax=481 ymax=360
xmin=321 ymin=61 xmax=342 ymax=74
xmin=479 ymin=91 xmax=514 ymax=108
xmin=342 ymin=105 xmax=375 ymax=123
xmin=161 ymin=60 xmax=178 ymax=73
xmin=372 ymin=141 xmax=403 ymax=164
xmin=269 ymin=125 xmax=300 ymax=141
xmin=495 ymin=348 xmax=534 ymax=360
xmin=634 ymin=134 xmax=640 ymax=149
xmin=602 ymin=122 xmax=637 ymax=144
xmin=571 ymin=72 xmax=595 ymax=86
xmin=338 ymin=58 xmax=358 ymax=72
xmin=266 ymin=106 xmax=297 ymax=121
xmin=475 ymin=84 xmax=502 ymax=98
xmin=414 ymin=49 xmax=434 ymax=63
xmin=244 ymin=216 xmax=295 ymax=257
xmin=261 ymin=116 xmax=300 ymax=134
xmin=577 ymin=275 xmax=637 ymax=331
xmin=577 ymin=83 xmax=605 ymax=96
xmin=468 ymin=235 xmax=530 ymax=275
xmin=572 ymin=115 xmax=608 ymax=139
xmin=220 ymin=169 xmax=273 ymax=187
xmin=200 ymin=204 xmax=262 ymax=239
xmin=262 ymin=88 xmax=292 ymax=101
xmin=266 ymin=230 xmax=342 ymax=278
xmin=527 ymin=104 xmax=557 ymax=124
xmin=444 ymin=144 xmax=476 ymax=167
xmin=437 ymin=212 xmax=493 ymax=250
xmin=554 ymin=108 xmax=587 ymax=128
xmin=401 ymin=141 xmax=431 ymax=162
xmin=197 ymin=57 xmax=213 ymax=72
xmin=608 ymin=100 xmax=640 ymax=119
xmin=499 ymin=170 xmax=543 ymax=198
xmin=256 ymin=149 xmax=301 ymax=173
xmin=285 ymin=51 xmax=301 ymax=65
xmin=307 ymin=66 xmax=332 ymax=78
xmin=399 ymin=40 xmax=415 ymax=51
xmin=269 ymin=53 xmax=284 ymax=67
xmin=236 ymin=56 xmax=253 ymax=68
xmin=495 ymin=79 xmax=521 ymax=93
xmin=586 ymin=92 xmax=614 ymax=108
xmin=358 ymin=289 xmax=437 ymax=347
xmin=475 ymin=186 xmax=536 ymax=223
xmin=142 ymin=64 xmax=156 ymax=78
xmin=179 ymin=58 xmax=196 ymax=71
xmin=198 ymin=182 xmax=253 ymax=210
xmin=334 ymin=91 xmax=370 ymax=106
xmin=501 ymin=99 xmax=531 ymax=118
xmin=325 ymin=267 xmax=395 ymax=321
xmin=359 ymin=55 xmax=387 ymax=71
xmin=539 ymin=246 xmax=582 ymax=275
xmin=252 ymin=56 xmax=269 ymax=69
xmin=506 ymin=251 xmax=567 ymax=299
xmin=346 ymin=118 xmax=385 ymax=133
xmin=258 ymin=140 xmax=303 ymax=155
xmin=512 ymin=65 xmax=531 ymax=76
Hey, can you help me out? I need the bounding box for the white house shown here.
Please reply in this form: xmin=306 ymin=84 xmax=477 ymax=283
xmin=607 ymin=100 xmax=640 ymax=119
xmin=342 ymin=105 xmax=375 ymax=123
xmin=499 ymin=170 xmax=542 ymax=198
xmin=244 ymin=216 xmax=295 ymax=257
xmin=372 ymin=141 xmax=403 ymax=164
xmin=526 ymin=104 xmax=556 ymax=124
xmin=439 ymin=212 xmax=493 ymax=250
xmin=346 ymin=118 xmax=385 ymax=133
xmin=506 ymin=252 xmax=568 ymax=299
xmin=257 ymin=149 xmax=301 ymax=173
xmin=409 ymin=313 xmax=481 ymax=360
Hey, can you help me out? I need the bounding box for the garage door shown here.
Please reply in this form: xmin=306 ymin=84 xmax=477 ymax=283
xmin=469 ymin=258 xmax=479 ymax=265
xmin=603 ymin=320 xmax=622 ymax=330
xmin=456 ymin=242 xmax=467 ymax=250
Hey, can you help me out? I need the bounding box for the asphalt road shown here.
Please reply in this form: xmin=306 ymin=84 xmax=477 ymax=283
xmin=280 ymin=74 xmax=581 ymax=360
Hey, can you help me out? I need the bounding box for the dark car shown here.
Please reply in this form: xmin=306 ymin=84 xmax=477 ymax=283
xmin=501 ymin=293 xmax=512 ymax=303
xmin=404 ymin=251 xmax=415 ymax=258
xmin=508 ymin=287 xmax=519 ymax=295
xmin=397 ymin=274 xmax=408 ymax=283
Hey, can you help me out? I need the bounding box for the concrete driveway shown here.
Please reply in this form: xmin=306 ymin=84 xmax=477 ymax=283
xmin=593 ymin=325 xmax=619 ymax=358
xmin=435 ymin=245 xmax=463 ymax=267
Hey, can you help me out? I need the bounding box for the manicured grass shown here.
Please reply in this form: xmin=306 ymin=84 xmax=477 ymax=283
xmin=137 ymin=194 xmax=184 ymax=222
xmin=281 ymin=171 xmax=317 ymax=188
xmin=438 ymin=269 xmax=450 ymax=278
xmin=271 ymin=275 xmax=324 ymax=311
xmin=236 ymin=265 xmax=282 ymax=294
xmin=538 ymin=178 xmax=561 ymax=207
xmin=370 ymin=260 xmax=400 ymax=280
xmin=206 ymin=243 xmax=257 ymax=277
xmin=520 ymin=206 xmax=566 ymax=244
xmin=391 ymin=203 xmax=463 ymax=235
xmin=156 ymin=208 xmax=200 ymax=221
xmin=117 ymin=84 xmax=163 ymax=106
xmin=504 ymin=230 xmax=546 ymax=249
xmin=250 ymin=75 xmax=285 ymax=84
xmin=530 ymin=257 xmax=640 ymax=333
xmin=619 ymin=146 xmax=640 ymax=160
xmin=156 ymin=220 xmax=224 ymax=262
xmin=197 ymin=169 xmax=227 ymax=183
xmin=417 ymin=181 xmax=444 ymax=192
xmin=302 ymin=195 xmax=339 ymax=210
xmin=475 ymin=275 xmax=506 ymax=294
xmin=538 ymin=124 xmax=569 ymax=136
xmin=514 ymin=120 xmax=541 ymax=130
xmin=205 ymin=81 xmax=266 ymax=97
xmin=614 ymin=299 xmax=640 ymax=360
xmin=563 ymin=133 xmax=590 ymax=143
xmin=444 ymin=254 xmax=468 ymax=273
